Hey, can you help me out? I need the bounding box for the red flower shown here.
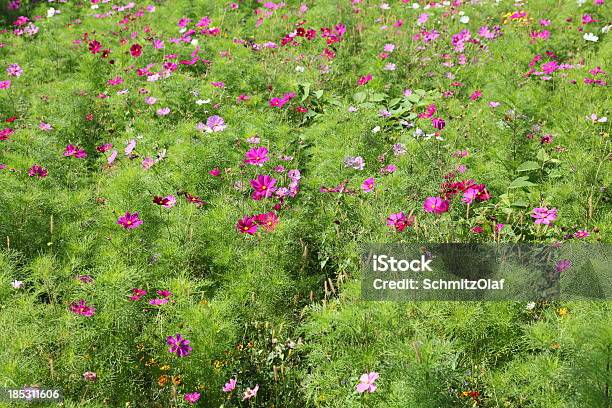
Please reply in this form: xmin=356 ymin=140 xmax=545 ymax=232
xmin=130 ymin=43 xmax=142 ymax=57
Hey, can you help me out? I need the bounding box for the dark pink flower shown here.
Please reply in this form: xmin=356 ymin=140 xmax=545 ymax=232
xmin=423 ymin=197 xmax=450 ymax=214
xmin=117 ymin=211 xmax=143 ymax=229
xmin=28 ymin=164 xmax=48 ymax=178
xmin=69 ymin=299 xmax=96 ymax=317
xmin=236 ymin=216 xmax=258 ymax=235
xmin=250 ymin=175 xmax=277 ymax=200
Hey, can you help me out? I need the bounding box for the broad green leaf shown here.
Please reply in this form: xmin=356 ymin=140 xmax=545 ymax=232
xmin=516 ymin=161 xmax=540 ymax=172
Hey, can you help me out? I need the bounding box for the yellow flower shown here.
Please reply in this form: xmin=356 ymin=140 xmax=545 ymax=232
xmin=557 ymin=307 xmax=569 ymax=317
xmin=158 ymin=375 xmax=169 ymax=387
xmin=160 ymin=365 xmax=170 ymax=371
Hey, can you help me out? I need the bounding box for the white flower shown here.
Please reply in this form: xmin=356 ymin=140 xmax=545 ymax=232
xmin=47 ymin=7 xmax=60 ymax=17
xmin=196 ymin=99 xmax=211 ymax=105
xmin=11 ymin=280 xmax=23 ymax=289
xmin=91 ymin=4 xmax=99 ymax=9
xmin=372 ymin=126 xmax=381 ymax=133
xmin=583 ymin=32 xmax=599 ymax=42
xmin=411 ymin=3 xmax=420 ymax=9
xmin=459 ymin=16 xmax=470 ymax=24
xmin=190 ymin=39 xmax=199 ymax=46
xmin=179 ymin=27 xmax=187 ymax=34
xmin=576 ymin=0 xmax=586 ymax=5
xmin=601 ymin=25 xmax=611 ymax=34
xmin=526 ymin=302 xmax=536 ymax=310
xmin=295 ymin=66 xmax=305 ymax=73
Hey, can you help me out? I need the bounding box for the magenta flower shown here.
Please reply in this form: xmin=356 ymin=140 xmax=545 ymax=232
xmin=555 ymin=259 xmax=572 ymax=273
xmin=244 ymin=146 xmax=269 ymax=166
xmin=236 ymin=216 xmax=258 ymax=235
xmin=423 ymin=197 xmax=450 ymax=214
xmin=357 ymin=74 xmax=372 ymax=85
xmin=386 ymin=212 xmax=414 ymax=232
xmin=242 ymin=384 xmax=259 ymax=401
xmin=129 ymin=288 xmax=147 ymax=301
xmin=223 ymin=378 xmax=237 ymax=392
xmin=149 ymin=298 xmax=169 ymax=306
xmin=83 ymin=371 xmax=97 ymax=382
xmin=431 ymin=117 xmax=446 ymax=130
xmin=69 ymin=299 xmax=96 ymax=317
xmin=117 ymin=211 xmax=143 ymax=229
xmin=0 ymin=128 xmax=14 ymax=140
xmin=462 ymin=188 xmax=479 ymax=204
xmin=250 ymin=175 xmax=277 ymax=200
xmin=64 ymin=144 xmax=87 ymax=158
xmin=254 ymin=211 xmax=279 ymax=232
xmin=166 ymin=333 xmax=192 ymax=357
xmin=153 ymin=195 xmax=176 ymax=208
xmin=356 ymin=372 xmax=378 ymax=393
xmin=0 ymin=80 xmax=11 ymax=89
xmin=573 ymin=229 xmax=589 ymax=239
xmin=184 ymin=392 xmax=201 ymax=405
xmin=361 ymin=177 xmax=375 ymax=193
xmin=28 ymin=164 xmax=48 ymax=178
xmin=531 ymin=207 xmax=557 ymax=225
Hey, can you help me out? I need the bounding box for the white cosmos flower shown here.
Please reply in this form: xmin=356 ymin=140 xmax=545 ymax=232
xmin=583 ymin=32 xmax=599 ymax=42
xmin=460 ymin=16 xmax=470 ymax=24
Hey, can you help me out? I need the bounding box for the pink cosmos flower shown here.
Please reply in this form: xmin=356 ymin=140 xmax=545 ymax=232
xmin=242 ymin=385 xmax=259 ymax=400
xmin=64 ymin=144 xmax=88 ymax=158
xmin=28 ymin=164 xmax=48 ymax=178
xmin=254 ymin=212 xmax=279 ymax=232
xmin=555 ymin=259 xmax=572 ymax=273
xmin=166 ymin=333 xmax=192 ymax=357
xmin=250 ymin=175 xmax=277 ymax=200
xmin=129 ymin=288 xmax=147 ymax=301
xmin=386 ymin=212 xmax=414 ymax=232
xmin=431 ymin=117 xmax=446 ymax=130
xmin=462 ymin=188 xmax=479 ymax=204
xmin=157 ymin=107 xmax=170 ymax=116
xmin=39 ymin=122 xmax=53 ymax=131
xmin=200 ymin=115 xmax=226 ymax=132
xmin=244 ymin=146 xmax=269 ymax=166
xmin=223 ymin=378 xmax=237 ymax=392
xmin=125 ymin=139 xmax=137 ymax=155
xmin=83 ymin=371 xmax=97 ymax=382
xmin=357 ymin=74 xmax=372 ymax=85
xmin=6 ymin=63 xmax=23 ymax=77
xmin=470 ymin=90 xmax=482 ymax=100
xmin=356 ymin=372 xmax=378 ymax=393
xmin=573 ymin=229 xmax=589 ymax=239
xmin=130 ymin=43 xmax=142 ymax=57
xmin=361 ymin=177 xmax=375 ymax=192
xmin=0 ymin=80 xmax=11 ymax=89
xmin=107 ymin=150 xmax=118 ymax=165
xmin=0 ymin=128 xmax=14 ymax=140
xmin=117 ymin=211 xmax=143 ymax=229
xmin=236 ymin=216 xmax=258 ymax=235
xmin=142 ymin=157 xmax=155 ymax=170
xmin=69 ymin=299 xmax=96 ymax=317
xmin=184 ymin=393 xmax=200 ymax=405
xmin=531 ymin=207 xmax=557 ymax=225
xmin=423 ymin=197 xmax=450 ymax=214
xmin=149 ymin=298 xmax=169 ymax=306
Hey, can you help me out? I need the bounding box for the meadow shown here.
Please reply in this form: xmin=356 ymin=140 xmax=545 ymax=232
xmin=0 ymin=0 xmax=610 ymax=407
